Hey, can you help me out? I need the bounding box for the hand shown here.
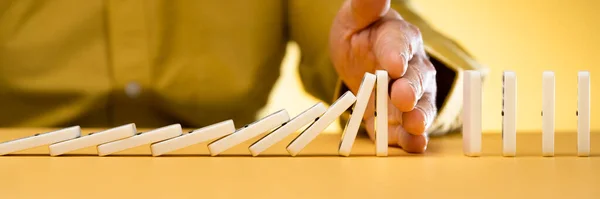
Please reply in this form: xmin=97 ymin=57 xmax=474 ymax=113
xmin=329 ymin=0 xmax=437 ymax=152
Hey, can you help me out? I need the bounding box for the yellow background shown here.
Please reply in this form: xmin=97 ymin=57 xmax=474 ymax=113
xmin=261 ymin=0 xmax=600 ymax=133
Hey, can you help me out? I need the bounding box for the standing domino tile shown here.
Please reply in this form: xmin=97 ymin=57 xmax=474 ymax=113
xmin=97 ymin=124 xmax=183 ymax=156
xmin=287 ymin=91 xmax=357 ymax=156
xmin=542 ymin=71 xmax=555 ymax=157
xmin=339 ymin=73 xmax=376 ymax=157
xmin=578 ymin=71 xmax=590 ymax=157
xmin=208 ymin=110 xmax=289 ymax=156
xmin=375 ymin=70 xmax=389 ymax=157
xmin=463 ymin=70 xmax=482 ymax=157
xmin=49 ymin=123 xmax=137 ymax=156
xmin=0 ymin=126 xmax=81 ymax=156
xmin=502 ymin=71 xmax=517 ymax=157
xmin=250 ymin=103 xmax=326 ymax=156
xmin=151 ymin=120 xmax=236 ymax=156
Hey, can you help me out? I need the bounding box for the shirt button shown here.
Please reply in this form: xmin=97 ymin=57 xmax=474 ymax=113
xmin=125 ymin=82 xmax=141 ymax=98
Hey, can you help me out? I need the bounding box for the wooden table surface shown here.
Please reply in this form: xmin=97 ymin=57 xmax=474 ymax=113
xmin=0 ymin=128 xmax=598 ymax=199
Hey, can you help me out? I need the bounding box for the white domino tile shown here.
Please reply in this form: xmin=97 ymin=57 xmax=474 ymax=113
xmin=502 ymin=71 xmax=517 ymax=157
xmin=97 ymin=124 xmax=182 ymax=156
xmin=49 ymin=123 xmax=136 ymax=156
xmin=208 ymin=110 xmax=290 ymax=156
xmin=578 ymin=71 xmax=590 ymax=157
xmin=250 ymin=103 xmax=326 ymax=156
xmin=463 ymin=70 xmax=482 ymax=157
xmin=542 ymin=71 xmax=555 ymax=157
xmin=151 ymin=120 xmax=236 ymax=156
xmin=0 ymin=126 xmax=81 ymax=156
xmin=375 ymin=70 xmax=389 ymax=157
xmin=287 ymin=91 xmax=357 ymax=156
xmin=339 ymin=73 xmax=376 ymax=157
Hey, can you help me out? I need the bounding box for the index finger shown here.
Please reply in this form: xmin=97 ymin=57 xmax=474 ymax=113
xmin=371 ymin=17 xmax=424 ymax=79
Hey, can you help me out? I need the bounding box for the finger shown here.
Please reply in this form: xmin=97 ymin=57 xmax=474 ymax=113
xmin=364 ymin=119 xmax=402 ymax=145
xmin=364 ymin=92 xmax=404 ymax=145
xmin=335 ymin=0 xmax=391 ymax=33
xmin=364 ymin=92 xmax=402 ymax=132
xmin=395 ymin=125 xmax=429 ymax=153
xmin=372 ymin=18 xmax=423 ymax=79
xmin=402 ymin=92 xmax=437 ymax=135
xmin=390 ymin=56 xmax=435 ymax=112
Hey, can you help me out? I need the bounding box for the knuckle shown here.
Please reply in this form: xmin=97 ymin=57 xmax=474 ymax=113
xmin=428 ymin=95 xmax=438 ymax=116
xmin=423 ymin=58 xmax=436 ymax=72
xmin=419 ymin=58 xmax=437 ymax=92
xmin=426 ymin=61 xmax=437 ymax=83
xmin=406 ymin=22 xmax=422 ymax=37
xmin=419 ymin=93 xmax=438 ymax=124
xmin=403 ymin=22 xmax=423 ymax=46
xmin=411 ymin=66 xmax=425 ymax=97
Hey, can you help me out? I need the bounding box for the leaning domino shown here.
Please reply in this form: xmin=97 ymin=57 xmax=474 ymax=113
xmin=49 ymin=123 xmax=136 ymax=156
xmin=502 ymin=71 xmax=517 ymax=157
xmin=578 ymin=71 xmax=590 ymax=157
xmin=151 ymin=120 xmax=236 ymax=156
xmin=542 ymin=71 xmax=555 ymax=157
xmin=97 ymin=124 xmax=182 ymax=156
xmin=208 ymin=110 xmax=289 ymax=156
xmin=250 ymin=103 xmax=326 ymax=156
xmin=287 ymin=91 xmax=357 ymax=156
xmin=339 ymin=73 xmax=376 ymax=156
xmin=375 ymin=70 xmax=389 ymax=157
xmin=0 ymin=126 xmax=81 ymax=155
xmin=463 ymin=70 xmax=482 ymax=157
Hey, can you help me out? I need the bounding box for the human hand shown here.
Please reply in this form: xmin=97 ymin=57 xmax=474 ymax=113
xmin=329 ymin=0 xmax=437 ymax=152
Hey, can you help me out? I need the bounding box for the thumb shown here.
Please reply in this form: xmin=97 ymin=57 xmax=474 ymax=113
xmin=337 ymin=0 xmax=391 ymax=32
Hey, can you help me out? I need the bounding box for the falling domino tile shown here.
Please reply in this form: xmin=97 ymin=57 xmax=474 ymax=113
xmin=287 ymin=91 xmax=357 ymax=156
xmin=375 ymin=70 xmax=389 ymax=157
xmin=0 ymin=126 xmax=81 ymax=156
xmin=150 ymin=120 xmax=236 ymax=156
xmin=542 ymin=71 xmax=555 ymax=157
xmin=49 ymin=123 xmax=137 ymax=156
xmin=250 ymin=103 xmax=326 ymax=156
xmin=208 ymin=110 xmax=289 ymax=156
xmin=578 ymin=71 xmax=590 ymax=157
xmin=97 ymin=124 xmax=183 ymax=156
xmin=463 ymin=70 xmax=482 ymax=157
xmin=339 ymin=73 xmax=376 ymax=157
xmin=3 ymin=72 xmax=597 ymax=159
xmin=502 ymin=71 xmax=517 ymax=157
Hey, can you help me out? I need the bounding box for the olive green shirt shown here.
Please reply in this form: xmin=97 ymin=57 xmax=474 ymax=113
xmin=0 ymin=0 xmax=484 ymax=135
